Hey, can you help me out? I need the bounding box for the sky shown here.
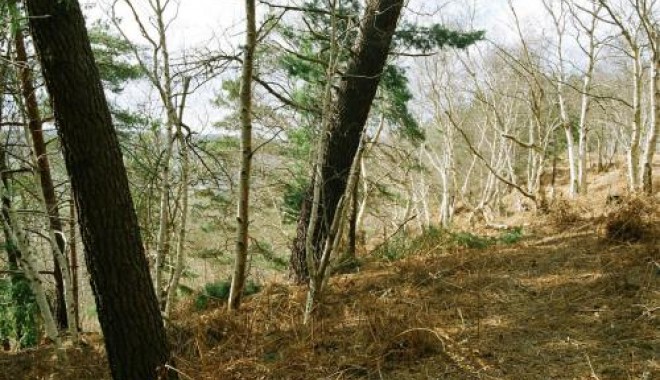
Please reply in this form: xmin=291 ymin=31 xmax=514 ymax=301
xmin=87 ymin=0 xmax=546 ymax=48
xmin=81 ymin=0 xmax=550 ymax=131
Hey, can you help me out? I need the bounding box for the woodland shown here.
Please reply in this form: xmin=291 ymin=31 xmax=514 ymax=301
xmin=0 ymin=0 xmax=658 ymax=379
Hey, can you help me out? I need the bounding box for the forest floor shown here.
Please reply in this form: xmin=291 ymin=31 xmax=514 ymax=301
xmin=1 ymin=197 xmax=658 ymax=379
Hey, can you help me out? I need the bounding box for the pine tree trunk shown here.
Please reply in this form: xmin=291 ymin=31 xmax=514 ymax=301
xmin=25 ymin=1 xmax=175 ymax=378
xmin=290 ymin=0 xmax=404 ymax=284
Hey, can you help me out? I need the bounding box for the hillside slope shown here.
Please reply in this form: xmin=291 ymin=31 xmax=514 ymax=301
xmin=2 ymin=201 xmax=657 ymax=379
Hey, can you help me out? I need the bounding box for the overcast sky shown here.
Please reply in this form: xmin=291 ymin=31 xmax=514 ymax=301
xmin=87 ymin=0 xmax=546 ymax=49
xmin=82 ymin=0 xmax=548 ymax=130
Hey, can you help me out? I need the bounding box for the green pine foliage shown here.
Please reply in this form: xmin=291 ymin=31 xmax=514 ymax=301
xmin=395 ymin=23 xmax=485 ymax=51
xmin=89 ymin=21 xmax=144 ymax=93
xmin=194 ymin=279 xmax=262 ymax=310
xmin=262 ymin=0 xmax=483 ymax=219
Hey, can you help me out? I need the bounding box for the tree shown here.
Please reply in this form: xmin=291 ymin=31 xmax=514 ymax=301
xmin=597 ymin=0 xmax=645 ymax=191
xmin=289 ymin=0 xmax=405 ymax=285
xmin=11 ymin=9 xmax=74 ymax=334
xmin=111 ymin=0 xmax=195 ymax=309
xmin=228 ymin=0 xmax=257 ymax=311
xmin=287 ymin=0 xmax=484 ymax=284
xmin=24 ymin=0 xmax=175 ymax=378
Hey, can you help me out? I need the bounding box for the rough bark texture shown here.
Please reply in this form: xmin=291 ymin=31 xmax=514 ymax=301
xmin=290 ymin=0 xmax=404 ymax=284
xmin=25 ymin=1 xmax=174 ymax=378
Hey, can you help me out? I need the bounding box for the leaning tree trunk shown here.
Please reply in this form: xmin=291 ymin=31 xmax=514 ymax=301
xmin=290 ymin=0 xmax=404 ymax=284
xmin=25 ymin=1 xmax=175 ymax=379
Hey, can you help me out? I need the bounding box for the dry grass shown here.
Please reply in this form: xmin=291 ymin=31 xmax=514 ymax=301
xmin=1 ymin=205 xmax=658 ymax=380
xmin=604 ymin=195 xmax=658 ymax=243
xmin=167 ymin=211 xmax=658 ymax=379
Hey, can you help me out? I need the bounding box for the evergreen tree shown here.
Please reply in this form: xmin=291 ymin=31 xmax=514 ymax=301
xmin=273 ymin=0 xmax=484 ymax=283
xmin=25 ymin=0 xmax=175 ymax=378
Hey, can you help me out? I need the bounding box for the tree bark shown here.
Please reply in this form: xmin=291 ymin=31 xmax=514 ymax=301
xmin=68 ymin=194 xmax=80 ymax=331
xmin=25 ymin=0 xmax=175 ymax=378
xmin=346 ymin=167 xmax=359 ymax=258
xmin=629 ymin=48 xmax=643 ymax=191
xmin=290 ymin=0 xmax=404 ymax=284
xmin=642 ymin=37 xmax=658 ymax=194
xmin=228 ymin=0 xmax=257 ymax=311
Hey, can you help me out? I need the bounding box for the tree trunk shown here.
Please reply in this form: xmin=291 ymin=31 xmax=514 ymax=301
xmin=228 ymin=0 xmax=257 ymax=311
xmin=69 ymin=194 xmax=80 ymax=331
xmin=628 ymin=48 xmax=643 ymax=191
xmin=0 ymin=146 xmax=28 ymax=347
xmin=164 ymin=77 xmax=191 ymax=319
xmin=12 ymin=19 xmax=69 ymax=331
xmin=164 ymin=126 xmax=189 ymax=319
xmin=576 ymin=11 xmax=598 ymax=195
xmin=563 ymin=124 xmax=578 ymax=197
xmin=642 ymin=39 xmax=658 ymax=194
xmin=25 ymin=1 xmax=175 ymax=378
xmin=290 ymin=0 xmax=404 ymax=284
xmin=347 ymin=167 xmax=360 ymax=258
xmin=154 ymin=126 xmax=173 ymax=306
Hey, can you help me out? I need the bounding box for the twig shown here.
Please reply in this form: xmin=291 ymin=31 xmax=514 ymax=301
xmin=584 ymin=353 xmax=601 ymax=380
xmin=369 ymin=214 xmax=417 ymax=254
xmin=164 ymin=364 xmax=195 ymax=380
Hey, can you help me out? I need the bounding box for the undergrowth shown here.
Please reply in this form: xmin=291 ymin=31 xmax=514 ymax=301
xmin=604 ymin=196 xmax=657 ymax=242
xmin=194 ymin=279 xmax=262 ymax=310
xmin=374 ymin=225 xmax=525 ymax=260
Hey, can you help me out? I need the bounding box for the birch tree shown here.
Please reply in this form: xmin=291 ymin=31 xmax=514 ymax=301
xmin=633 ymin=0 xmax=658 ymax=194
xmin=569 ymin=0 xmax=604 ymax=194
xmin=597 ymin=0 xmax=646 ymax=191
xmin=111 ymin=0 xmax=193 ymax=308
xmin=228 ymin=0 xmax=257 ymax=311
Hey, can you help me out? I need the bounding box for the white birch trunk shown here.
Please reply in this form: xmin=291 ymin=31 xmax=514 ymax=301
xmin=628 ymin=48 xmax=643 ymax=191
xmin=641 ymin=38 xmax=658 ymax=194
